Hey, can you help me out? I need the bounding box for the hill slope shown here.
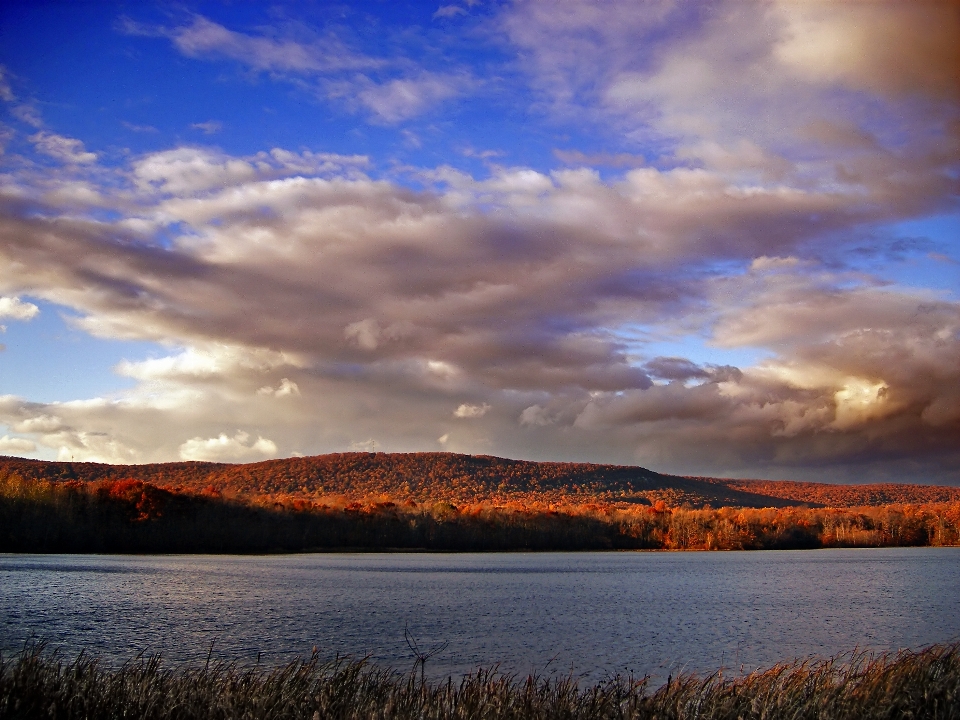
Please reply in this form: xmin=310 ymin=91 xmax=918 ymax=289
xmin=2 ymin=452 xmax=959 ymax=508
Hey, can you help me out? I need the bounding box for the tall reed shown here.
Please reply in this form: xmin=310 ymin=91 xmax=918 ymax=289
xmin=2 ymin=642 xmax=957 ymax=719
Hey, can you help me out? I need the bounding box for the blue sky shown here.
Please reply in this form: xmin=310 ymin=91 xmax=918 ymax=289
xmin=1 ymin=0 xmax=958 ymax=483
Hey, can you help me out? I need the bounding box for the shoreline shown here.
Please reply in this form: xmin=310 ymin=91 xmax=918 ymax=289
xmin=4 ymin=544 xmax=960 ymax=556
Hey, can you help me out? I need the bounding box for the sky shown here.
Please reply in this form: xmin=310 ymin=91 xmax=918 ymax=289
xmin=0 ymin=0 xmax=958 ymax=484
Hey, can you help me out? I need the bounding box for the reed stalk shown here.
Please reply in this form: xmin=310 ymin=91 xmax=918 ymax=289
xmin=2 ymin=642 xmax=957 ymax=719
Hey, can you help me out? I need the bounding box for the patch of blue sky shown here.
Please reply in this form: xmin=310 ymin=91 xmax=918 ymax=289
xmin=1 ymin=0 xmax=658 ymax=180
xmin=613 ymin=324 xmax=770 ymax=373
xmin=0 ymin=0 xmax=676 ymax=198
xmin=0 ymin=298 xmax=160 ymax=404
xmin=863 ymin=213 xmax=960 ymax=298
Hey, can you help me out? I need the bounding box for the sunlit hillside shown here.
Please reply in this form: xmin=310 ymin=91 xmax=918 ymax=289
xmin=2 ymin=452 xmax=958 ymax=509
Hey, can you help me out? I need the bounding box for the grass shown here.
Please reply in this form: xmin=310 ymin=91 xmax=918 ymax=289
xmin=1 ymin=643 xmax=958 ymax=719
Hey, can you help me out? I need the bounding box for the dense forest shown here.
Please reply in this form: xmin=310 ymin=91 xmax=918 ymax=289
xmin=2 ymin=471 xmax=959 ymax=553
xmin=3 ymin=452 xmax=959 ymax=509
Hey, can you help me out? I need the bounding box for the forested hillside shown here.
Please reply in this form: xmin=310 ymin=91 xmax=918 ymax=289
xmin=1 ymin=452 xmax=958 ymax=508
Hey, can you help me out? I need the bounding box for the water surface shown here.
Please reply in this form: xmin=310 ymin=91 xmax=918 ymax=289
xmin=2 ymin=549 xmax=958 ymax=681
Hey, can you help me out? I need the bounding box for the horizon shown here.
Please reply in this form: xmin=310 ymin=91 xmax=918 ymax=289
xmin=0 ymin=0 xmax=958 ymax=485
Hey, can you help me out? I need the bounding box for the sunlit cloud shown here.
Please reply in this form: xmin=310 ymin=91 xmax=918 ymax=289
xmin=179 ymin=431 xmax=278 ymax=462
xmin=0 ymin=297 xmax=39 ymax=322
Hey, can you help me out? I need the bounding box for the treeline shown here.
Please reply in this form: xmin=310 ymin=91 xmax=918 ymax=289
xmin=3 ymin=474 xmax=959 ymax=553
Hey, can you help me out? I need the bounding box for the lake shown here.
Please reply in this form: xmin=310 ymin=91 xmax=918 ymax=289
xmin=2 ymin=548 xmax=959 ymax=682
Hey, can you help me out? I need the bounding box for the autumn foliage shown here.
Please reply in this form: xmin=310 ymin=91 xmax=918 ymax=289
xmin=3 ymin=452 xmax=959 ymax=510
xmin=2 ymin=469 xmax=959 ymax=553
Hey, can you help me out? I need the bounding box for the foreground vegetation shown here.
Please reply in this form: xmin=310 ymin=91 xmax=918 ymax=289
xmin=3 ymin=474 xmax=959 ymax=553
xmin=2 ymin=643 xmax=958 ymax=719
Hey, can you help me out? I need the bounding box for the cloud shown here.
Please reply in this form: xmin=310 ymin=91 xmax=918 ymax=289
xmin=357 ymin=73 xmax=465 ymax=123
xmin=116 ymin=346 xmax=302 ymax=383
xmin=11 ymin=104 xmax=43 ymax=128
xmin=454 ymin=403 xmax=490 ymax=418
xmin=349 ymin=439 xmax=377 ymax=453
xmin=553 ymin=149 xmax=646 ymax=168
xmin=773 ymin=0 xmax=960 ymax=101
xmin=643 ymin=357 xmax=710 ymax=383
xmin=434 ymin=5 xmax=467 ymax=19
xmin=0 ymin=435 xmax=35 ymax=453
xmin=122 ymin=121 xmax=159 ymax=133
xmin=54 ymin=434 xmax=138 ymax=463
xmin=2 ymin=143 xmax=955 ymax=456
xmin=168 ymin=16 xmax=376 ymax=74
xmin=190 ymin=120 xmax=223 ymax=135
xmin=1 ymin=1 xmax=957 ymax=482
xmin=503 ymin=0 xmax=958 ymax=187
xmin=257 ymin=378 xmax=301 ymax=397
xmin=130 ymin=146 xmax=370 ymax=197
xmin=132 ymin=147 xmax=256 ymax=194
xmin=28 ymin=132 xmax=97 ymax=164
xmin=178 ymin=431 xmax=278 ymax=462
xmin=519 ymin=404 xmax=554 ymax=427
xmin=0 ymin=66 xmax=14 ymax=102
xmin=344 ymin=319 xmax=382 ymax=351
xmin=137 ymin=14 xmax=468 ymax=123
xmin=0 ymin=297 xmax=39 ymax=322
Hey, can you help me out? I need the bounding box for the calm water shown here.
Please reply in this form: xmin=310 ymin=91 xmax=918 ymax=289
xmin=2 ymin=549 xmax=959 ymax=681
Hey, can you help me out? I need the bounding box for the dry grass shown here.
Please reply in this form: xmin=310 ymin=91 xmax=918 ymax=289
xmin=1 ymin=642 xmax=958 ymax=719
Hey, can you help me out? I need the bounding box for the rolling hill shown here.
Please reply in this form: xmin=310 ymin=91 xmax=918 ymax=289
xmin=2 ymin=452 xmax=958 ymax=509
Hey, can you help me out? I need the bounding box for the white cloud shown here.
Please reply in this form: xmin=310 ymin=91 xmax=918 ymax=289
xmin=133 ymin=147 xmax=256 ymax=194
xmin=519 ymin=405 xmax=553 ymax=427
xmin=122 ymin=121 xmax=158 ymax=133
xmin=434 ymin=5 xmax=467 ymax=19
xmin=179 ymin=431 xmax=278 ymax=462
xmin=116 ymin=346 xmax=300 ymax=382
xmin=10 ymin=414 xmax=64 ymax=433
xmin=0 ymin=435 xmax=35 ymax=454
xmin=357 ymin=73 xmax=464 ymax=122
xmin=454 ymin=403 xmax=490 ymax=418
xmin=169 ymin=16 xmax=376 ymax=74
xmin=11 ymin=104 xmax=42 ymax=128
xmin=257 ymin=378 xmax=301 ymax=397
xmin=28 ymin=132 xmax=97 ymax=164
xmin=190 ymin=120 xmax=223 ymax=135
xmin=52 ymin=431 xmax=140 ymax=464
xmin=0 ymin=297 xmax=39 ymax=322
xmin=344 ymin=319 xmax=382 ymax=350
